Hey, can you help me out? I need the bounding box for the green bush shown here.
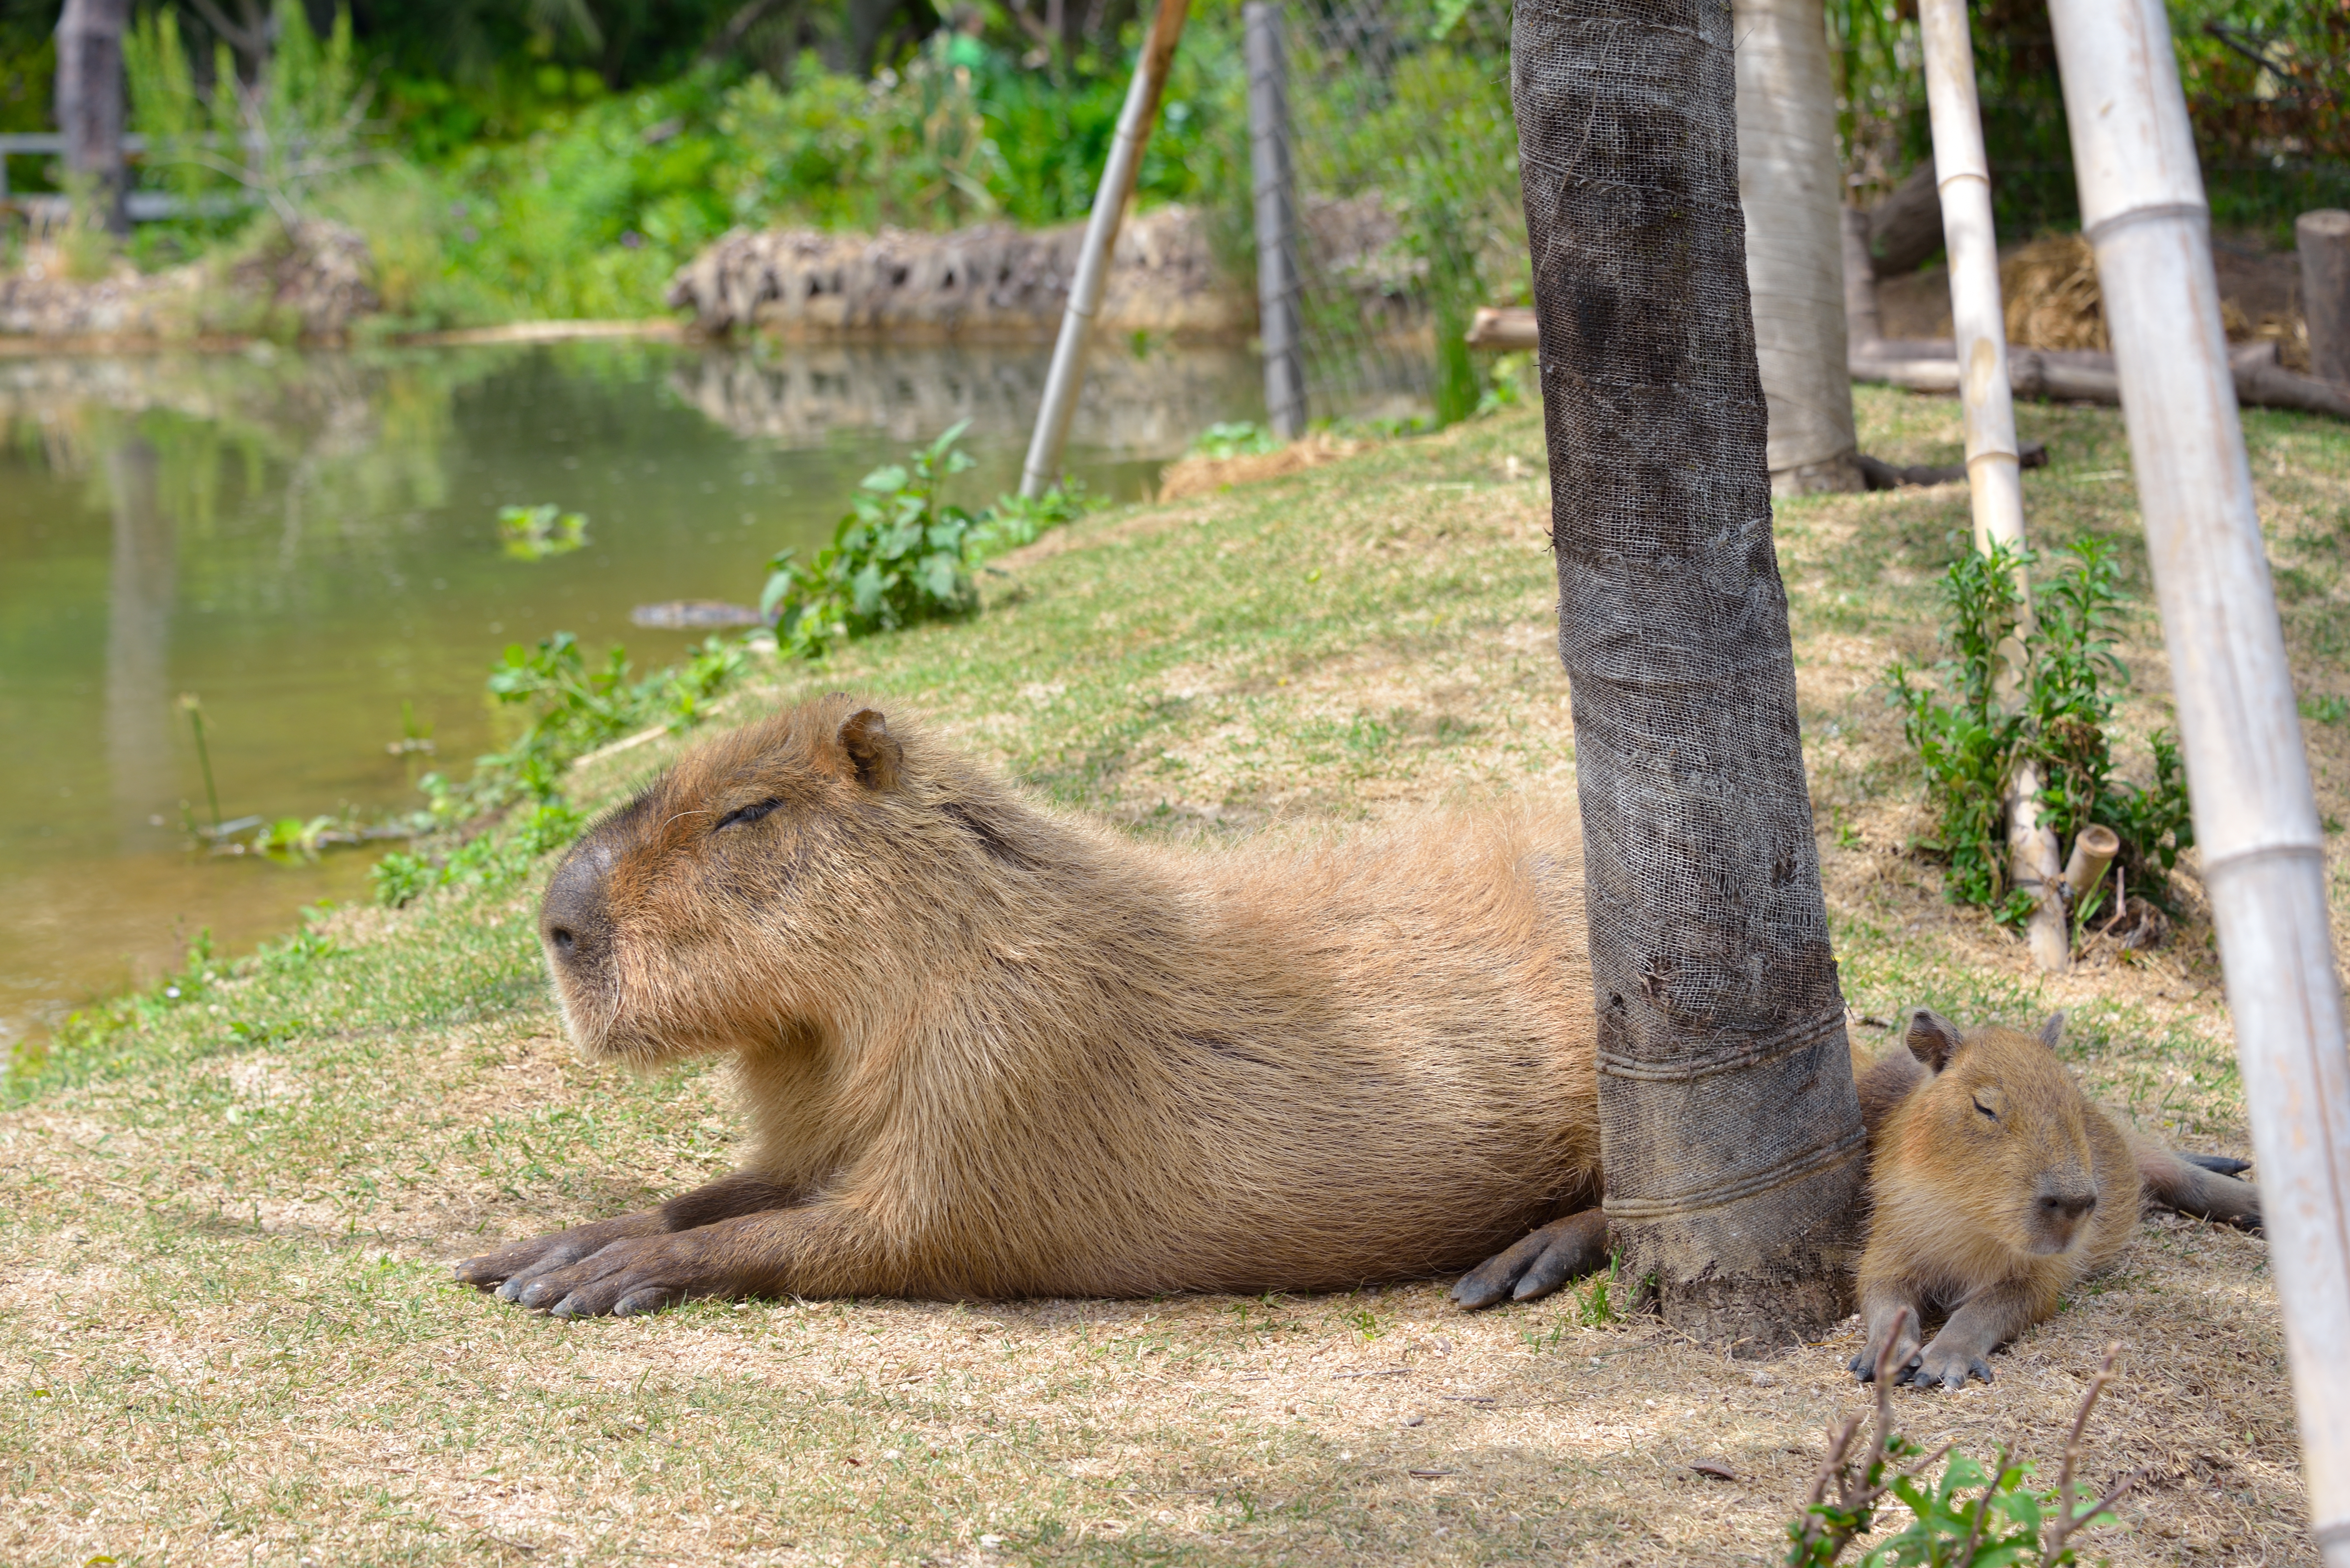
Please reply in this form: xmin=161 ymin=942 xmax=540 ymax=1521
xmin=1889 ymin=540 xmax=2193 ymax=926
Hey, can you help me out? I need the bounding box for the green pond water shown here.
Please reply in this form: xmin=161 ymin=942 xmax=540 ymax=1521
xmin=0 ymin=338 xmax=1264 ymax=1050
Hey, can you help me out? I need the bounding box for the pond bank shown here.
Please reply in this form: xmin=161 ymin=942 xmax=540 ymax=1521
xmin=4 ymin=390 xmax=2344 ymax=1564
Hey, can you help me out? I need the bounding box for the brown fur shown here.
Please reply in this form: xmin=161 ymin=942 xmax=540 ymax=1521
xmin=1849 ymin=1010 xmax=2261 ymax=1389
xmin=454 ymin=695 xmax=1603 ymax=1315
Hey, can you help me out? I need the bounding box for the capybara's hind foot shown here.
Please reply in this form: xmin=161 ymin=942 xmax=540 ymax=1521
xmin=1449 ymin=1209 xmax=1608 ymax=1310
xmin=2181 ymin=1151 xmax=2252 ymax=1178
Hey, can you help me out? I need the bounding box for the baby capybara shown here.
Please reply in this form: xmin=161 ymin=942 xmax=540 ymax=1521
xmin=456 ymin=695 xmax=1604 ymax=1315
xmin=1848 ymin=1010 xmax=2260 ymax=1389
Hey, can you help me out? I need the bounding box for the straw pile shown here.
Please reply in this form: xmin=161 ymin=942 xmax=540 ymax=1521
xmin=1154 ymin=431 xmax=1365 ymax=501
xmin=2001 ymin=233 xmax=2108 ymax=351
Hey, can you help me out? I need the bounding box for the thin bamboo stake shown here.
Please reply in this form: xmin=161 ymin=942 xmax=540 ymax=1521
xmin=1018 ymin=0 xmax=1190 ymax=498
xmin=1918 ymin=0 xmax=2067 ymax=970
xmin=2063 ymin=823 xmax=2119 ymax=903
xmin=1917 ymin=0 xmax=2025 ymax=571
xmin=2047 ymin=0 xmax=2350 ymax=1556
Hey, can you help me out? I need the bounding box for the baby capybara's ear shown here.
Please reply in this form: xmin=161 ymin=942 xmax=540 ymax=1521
xmin=838 ymin=708 xmax=902 ymax=792
xmin=1905 ymin=1009 xmax=1966 ymax=1073
xmin=2038 ymin=1012 xmax=2067 ymax=1050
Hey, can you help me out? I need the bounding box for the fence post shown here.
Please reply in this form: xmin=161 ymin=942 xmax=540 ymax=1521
xmin=2301 ymin=210 xmax=2350 ymax=388
xmin=1245 ymin=2 xmax=1307 ymax=441
xmin=2047 ymin=0 xmax=2350 ymax=1555
xmin=1018 ymin=0 xmax=1191 ymax=499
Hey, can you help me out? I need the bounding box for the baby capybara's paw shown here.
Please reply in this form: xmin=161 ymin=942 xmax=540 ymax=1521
xmin=1850 ymin=1307 xmax=1922 ymax=1384
xmin=1909 ymin=1336 xmax=1994 ymax=1390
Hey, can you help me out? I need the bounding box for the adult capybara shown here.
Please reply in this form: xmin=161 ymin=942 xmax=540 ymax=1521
xmin=1848 ymin=1010 xmax=2261 ymax=1389
xmin=455 ymin=695 xmax=1604 ymax=1316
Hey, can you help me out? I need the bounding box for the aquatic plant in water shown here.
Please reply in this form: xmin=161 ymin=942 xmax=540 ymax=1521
xmin=496 ymin=503 xmax=589 ymax=560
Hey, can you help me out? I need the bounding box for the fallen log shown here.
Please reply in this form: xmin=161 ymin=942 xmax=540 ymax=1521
xmin=1465 ymin=304 xmax=2350 ymax=419
xmin=1851 ymin=335 xmax=2350 ymax=418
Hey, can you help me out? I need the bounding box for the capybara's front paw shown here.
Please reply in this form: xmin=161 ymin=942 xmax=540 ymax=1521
xmin=1908 ymin=1335 xmax=1993 ymax=1390
xmin=1850 ymin=1316 xmax=1922 ymax=1384
xmin=453 ymin=1215 xmax=660 ymax=1299
xmin=510 ymin=1233 xmax=725 ymax=1319
xmin=1449 ymin=1209 xmax=1609 ymax=1311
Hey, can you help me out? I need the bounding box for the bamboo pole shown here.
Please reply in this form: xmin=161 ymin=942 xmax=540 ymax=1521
xmin=1018 ymin=0 xmax=1190 ymax=498
xmin=1918 ymin=0 xmax=2067 ymax=970
xmin=2047 ymin=0 xmax=2350 ymax=1554
xmin=1917 ymin=0 xmax=2024 ymax=569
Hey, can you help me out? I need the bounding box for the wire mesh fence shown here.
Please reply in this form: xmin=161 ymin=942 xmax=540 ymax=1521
xmin=1248 ymin=0 xmax=1527 ymax=431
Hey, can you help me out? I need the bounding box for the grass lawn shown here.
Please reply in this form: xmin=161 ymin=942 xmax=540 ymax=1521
xmin=4 ymin=388 xmax=2346 ymax=1565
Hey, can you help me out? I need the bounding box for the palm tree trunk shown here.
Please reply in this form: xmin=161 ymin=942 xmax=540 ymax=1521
xmin=1511 ymin=0 xmax=1868 ymax=1347
xmin=1733 ymin=0 xmax=1861 ymax=494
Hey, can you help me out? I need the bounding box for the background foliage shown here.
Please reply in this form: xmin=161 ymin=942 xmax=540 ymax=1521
xmin=1 ymin=0 xmax=2338 ymax=319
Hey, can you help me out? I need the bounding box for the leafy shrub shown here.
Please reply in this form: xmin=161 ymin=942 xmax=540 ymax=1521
xmin=762 ymin=422 xmax=984 ymax=657
xmin=762 ymin=422 xmax=1094 ymax=659
xmin=1889 ymin=540 xmax=2193 ymax=924
xmin=126 ymin=1 xmax=370 ymax=231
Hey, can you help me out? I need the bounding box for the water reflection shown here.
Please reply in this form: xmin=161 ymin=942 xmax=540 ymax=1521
xmin=105 ymin=437 xmax=172 ymax=850
xmin=0 ymin=339 xmax=1263 ymax=1048
xmin=670 ymin=342 xmax=1263 ymax=454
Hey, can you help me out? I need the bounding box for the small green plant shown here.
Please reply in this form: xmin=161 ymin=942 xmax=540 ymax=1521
xmin=1887 ymin=544 xmax=2029 ymax=911
xmin=388 ymin=698 xmax=436 ymax=757
xmin=1573 ymin=1255 xmax=1621 ymax=1327
xmin=1889 ymin=539 xmax=2193 ymax=923
xmin=972 ymin=477 xmax=1090 ymax=557
xmin=177 ymin=692 xmax=225 ymax=834
xmin=483 ymin=631 xmax=648 ymax=794
xmin=253 ymin=814 xmax=339 ymax=861
xmin=1788 ymin=1324 xmax=2133 ymax=1567
xmin=762 ymin=422 xmax=986 ymax=659
xmin=2303 ymin=692 xmax=2350 ymax=725
xmin=1190 ymin=421 xmax=1282 ymax=460
xmin=370 ymin=850 xmax=436 ymax=908
xmin=497 ymin=503 xmax=589 ymax=560
xmin=656 ymin=636 xmax=751 ymax=732
xmin=1350 ymin=1307 xmax=1381 ymax=1340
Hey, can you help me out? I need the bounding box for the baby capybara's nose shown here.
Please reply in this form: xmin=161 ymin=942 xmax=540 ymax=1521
xmin=541 ymin=842 xmax=612 ymax=969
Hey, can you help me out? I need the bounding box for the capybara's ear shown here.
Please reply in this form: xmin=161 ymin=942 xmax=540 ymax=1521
xmin=1905 ymin=1009 xmax=1966 ymax=1072
xmin=838 ymin=708 xmax=902 ymax=792
xmin=2039 ymin=1012 xmax=2066 ymax=1050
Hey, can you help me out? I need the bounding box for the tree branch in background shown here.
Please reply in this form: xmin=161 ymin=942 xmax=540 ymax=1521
xmin=183 ymin=0 xmax=266 ymax=66
xmin=700 ymin=0 xmax=797 ymax=62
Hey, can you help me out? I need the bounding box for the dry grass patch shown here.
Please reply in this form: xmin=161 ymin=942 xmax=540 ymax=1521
xmin=4 ymin=390 xmax=2345 ymax=1565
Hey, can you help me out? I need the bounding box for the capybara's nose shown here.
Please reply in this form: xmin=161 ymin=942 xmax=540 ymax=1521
xmin=542 ymin=842 xmax=611 ymax=969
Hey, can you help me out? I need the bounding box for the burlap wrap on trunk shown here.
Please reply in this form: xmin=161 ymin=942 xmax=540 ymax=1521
xmin=1512 ymin=0 xmax=1868 ymax=1347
